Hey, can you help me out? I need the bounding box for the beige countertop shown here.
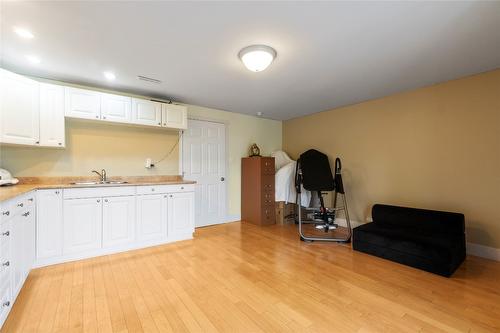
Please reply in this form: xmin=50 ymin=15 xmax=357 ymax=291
xmin=0 ymin=176 xmax=196 ymax=203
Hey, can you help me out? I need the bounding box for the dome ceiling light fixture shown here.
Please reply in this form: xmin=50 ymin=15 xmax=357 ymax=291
xmin=238 ymin=45 xmax=277 ymax=72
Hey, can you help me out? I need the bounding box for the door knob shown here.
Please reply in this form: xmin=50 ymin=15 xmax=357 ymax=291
xmin=220 ymin=177 xmax=225 ymax=181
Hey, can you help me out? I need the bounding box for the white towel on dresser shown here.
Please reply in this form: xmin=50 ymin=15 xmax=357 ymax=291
xmin=274 ymin=161 xmax=311 ymax=206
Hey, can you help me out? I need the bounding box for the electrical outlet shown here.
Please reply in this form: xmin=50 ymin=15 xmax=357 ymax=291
xmin=145 ymin=158 xmax=152 ymax=169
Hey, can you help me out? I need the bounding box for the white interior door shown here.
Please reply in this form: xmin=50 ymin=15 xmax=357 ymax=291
xmin=182 ymin=119 xmax=226 ymax=227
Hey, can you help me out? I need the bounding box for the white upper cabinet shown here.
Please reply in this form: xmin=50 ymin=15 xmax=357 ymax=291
xmin=0 ymin=69 xmax=40 ymax=146
xmin=64 ymin=87 xmax=101 ymax=120
xmin=131 ymin=98 xmax=162 ymax=127
xmin=101 ymin=93 xmax=132 ymax=123
xmin=162 ymin=104 xmax=188 ymax=129
xmin=39 ymin=83 xmax=65 ymax=147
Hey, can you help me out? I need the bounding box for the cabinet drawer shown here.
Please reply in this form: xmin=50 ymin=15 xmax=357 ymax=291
xmin=0 ymin=246 xmax=10 ymax=271
xmin=0 ymin=202 xmax=13 ymax=222
xmin=64 ymin=186 xmax=136 ymax=199
xmin=136 ymin=184 xmax=194 ymax=195
xmin=0 ymin=282 xmax=11 ymax=318
xmin=0 ymin=261 xmax=10 ymax=286
xmin=24 ymin=194 xmax=35 ymax=208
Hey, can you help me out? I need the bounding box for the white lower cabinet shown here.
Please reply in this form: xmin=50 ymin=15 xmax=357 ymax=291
xmin=168 ymin=192 xmax=195 ymax=239
xmin=103 ymin=196 xmax=136 ymax=248
xmin=136 ymin=194 xmax=168 ymax=242
xmin=35 ymin=184 xmax=194 ymax=268
xmin=0 ymin=193 xmax=35 ymax=329
xmin=63 ymin=197 xmax=103 ymax=254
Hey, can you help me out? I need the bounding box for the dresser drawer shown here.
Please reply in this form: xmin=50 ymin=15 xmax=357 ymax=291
xmin=261 ymin=158 xmax=275 ymax=175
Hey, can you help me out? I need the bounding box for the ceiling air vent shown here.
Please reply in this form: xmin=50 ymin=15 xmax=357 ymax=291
xmin=137 ymin=75 xmax=162 ymax=84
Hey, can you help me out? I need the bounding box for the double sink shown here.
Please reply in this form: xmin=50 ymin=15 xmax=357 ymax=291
xmin=70 ymin=169 xmax=128 ymax=186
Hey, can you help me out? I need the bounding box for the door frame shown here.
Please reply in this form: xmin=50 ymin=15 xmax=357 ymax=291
xmin=179 ymin=118 xmax=229 ymax=226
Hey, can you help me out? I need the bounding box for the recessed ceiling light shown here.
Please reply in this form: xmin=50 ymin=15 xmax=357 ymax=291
xmin=14 ymin=27 xmax=34 ymax=39
xmin=103 ymin=71 xmax=116 ymax=80
xmin=238 ymin=45 xmax=277 ymax=72
xmin=25 ymin=55 xmax=41 ymax=64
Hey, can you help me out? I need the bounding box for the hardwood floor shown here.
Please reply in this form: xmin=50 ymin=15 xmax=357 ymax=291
xmin=2 ymin=222 xmax=500 ymax=332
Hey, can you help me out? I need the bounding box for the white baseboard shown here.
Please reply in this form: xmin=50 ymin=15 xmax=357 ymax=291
xmin=467 ymin=242 xmax=500 ymax=261
xmin=335 ymin=217 xmax=363 ymax=228
xmin=225 ymin=214 xmax=241 ymax=223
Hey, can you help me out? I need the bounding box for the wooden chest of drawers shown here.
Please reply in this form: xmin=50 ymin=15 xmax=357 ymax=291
xmin=241 ymin=157 xmax=275 ymax=225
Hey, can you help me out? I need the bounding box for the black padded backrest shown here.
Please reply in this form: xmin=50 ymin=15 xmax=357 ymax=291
xmin=299 ymin=149 xmax=334 ymax=191
xmin=372 ymin=204 xmax=465 ymax=234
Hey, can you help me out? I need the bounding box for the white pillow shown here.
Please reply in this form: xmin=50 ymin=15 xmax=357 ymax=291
xmin=271 ymin=150 xmax=294 ymax=171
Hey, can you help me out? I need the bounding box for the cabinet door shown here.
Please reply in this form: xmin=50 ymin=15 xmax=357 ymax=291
xmin=39 ymin=83 xmax=65 ymax=147
xmin=101 ymin=93 xmax=131 ymax=123
xmin=0 ymin=69 xmax=40 ymax=145
xmin=22 ymin=208 xmax=35 ymax=276
xmin=64 ymin=87 xmax=101 ymax=120
xmin=102 ymin=196 xmax=135 ymax=248
xmin=167 ymin=192 xmax=194 ymax=238
xmin=131 ymin=98 xmax=161 ymax=127
xmin=10 ymin=213 xmax=25 ymax=298
xmin=36 ymin=190 xmax=63 ymax=260
xmin=136 ymin=194 xmax=167 ymax=242
xmin=63 ymin=198 xmax=102 ymax=254
xmin=161 ymin=104 xmax=187 ymax=129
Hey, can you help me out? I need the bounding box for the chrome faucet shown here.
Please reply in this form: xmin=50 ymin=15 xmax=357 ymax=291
xmin=92 ymin=169 xmax=107 ymax=183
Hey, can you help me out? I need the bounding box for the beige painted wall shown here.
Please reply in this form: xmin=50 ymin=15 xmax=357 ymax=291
xmin=284 ymin=69 xmax=500 ymax=248
xmin=0 ymin=81 xmax=282 ymax=218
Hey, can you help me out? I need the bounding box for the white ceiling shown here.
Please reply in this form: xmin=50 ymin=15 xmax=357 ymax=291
xmin=1 ymin=1 xmax=500 ymax=120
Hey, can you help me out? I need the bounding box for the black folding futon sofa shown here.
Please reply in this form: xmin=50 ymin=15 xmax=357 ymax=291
xmin=352 ymin=204 xmax=466 ymax=277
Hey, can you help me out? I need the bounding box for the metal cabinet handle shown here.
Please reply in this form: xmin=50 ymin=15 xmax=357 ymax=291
xmin=55 ymin=191 xmax=60 ymax=195
xmin=158 ymin=122 xmax=161 ymax=125
xmin=95 ymin=116 xmax=99 ymax=119
xmin=2 ymin=211 xmax=9 ymax=216
xmin=28 ymin=198 xmax=34 ymax=202
xmin=220 ymin=177 xmax=225 ymax=181
xmin=2 ymin=301 xmax=10 ymax=307
xmin=169 ymin=195 xmax=173 ymax=198
xmin=2 ymin=231 xmax=9 ymax=236
xmin=97 ymin=199 xmax=101 ymax=203
xmin=35 ymin=141 xmax=40 ymax=144
xmin=2 ymin=261 xmax=10 ymax=267
xmin=104 ymin=199 xmax=108 ymax=202
xmin=58 ymin=143 xmax=62 ymax=146
xmin=22 ymin=212 xmax=30 ymax=217
xmin=151 ymin=188 xmax=155 ymax=192
xmin=181 ymin=186 xmax=184 ymax=190
xmin=103 ymin=116 xmax=107 ymax=119
xmin=17 ymin=203 xmax=24 ymax=207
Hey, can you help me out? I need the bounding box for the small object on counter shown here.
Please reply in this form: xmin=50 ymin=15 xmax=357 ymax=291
xmin=249 ymin=143 xmax=261 ymax=157
xmin=0 ymin=168 xmax=19 ymax=186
